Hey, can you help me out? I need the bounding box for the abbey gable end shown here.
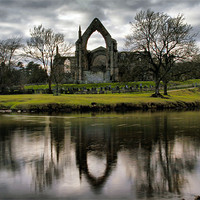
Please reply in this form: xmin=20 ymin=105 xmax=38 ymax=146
xmin=75 ymin=18 xmax=119 ymax=83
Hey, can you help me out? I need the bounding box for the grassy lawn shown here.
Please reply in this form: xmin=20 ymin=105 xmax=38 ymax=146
xmin=0 ymin=88 xmax=200 ymax=110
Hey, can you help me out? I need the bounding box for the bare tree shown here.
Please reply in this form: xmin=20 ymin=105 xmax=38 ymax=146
xmin=0 ymin=37 xmax=22 ymax=67
xmin=125 ymin=10 xmax=198 ymax=96
xmin=0 ymin=37 xmax=23 ymax=90
xmin=24 ymin=25 xmax=72 ymax=92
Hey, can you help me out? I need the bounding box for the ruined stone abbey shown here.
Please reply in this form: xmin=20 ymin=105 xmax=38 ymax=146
xmin=59 ymin=18 xmax=146 ymax=83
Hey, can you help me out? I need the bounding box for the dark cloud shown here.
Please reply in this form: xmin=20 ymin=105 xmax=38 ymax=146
xmin=0 ymin=0 xmax=199 ymax=50
xmin=20 ymin=0 xmax=56 ymax=9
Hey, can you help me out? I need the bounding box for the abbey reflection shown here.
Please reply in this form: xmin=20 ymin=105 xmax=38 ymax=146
xmin=71 ymin=120 xmax=118 ymax=192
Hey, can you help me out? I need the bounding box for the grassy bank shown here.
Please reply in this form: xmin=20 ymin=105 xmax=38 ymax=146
xmin=0 ymin=88 xmax=200 ymax=112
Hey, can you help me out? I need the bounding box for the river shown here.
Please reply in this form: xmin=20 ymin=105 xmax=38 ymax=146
xmin=0 ymin=111 xmax=200 ymax=200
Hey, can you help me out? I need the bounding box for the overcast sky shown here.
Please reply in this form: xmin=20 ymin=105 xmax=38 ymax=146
xmin=0 ymin=0 xmax=200 ymax=51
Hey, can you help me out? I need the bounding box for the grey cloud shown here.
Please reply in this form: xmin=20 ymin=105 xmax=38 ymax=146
xmin=20 ymin=0 xmax=56 ymax=9
xmin=0 ymin=0 xmax=199 ymax=50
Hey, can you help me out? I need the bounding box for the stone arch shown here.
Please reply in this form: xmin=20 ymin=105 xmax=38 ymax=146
xmin=81 ymin=18 xmax=112 ymax=51
xmin=86 ymin=31 xmax=106 ymax=50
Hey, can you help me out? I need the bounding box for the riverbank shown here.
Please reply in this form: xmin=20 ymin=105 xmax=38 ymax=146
xmin=0 ymin=88 xmax=200 ymax=113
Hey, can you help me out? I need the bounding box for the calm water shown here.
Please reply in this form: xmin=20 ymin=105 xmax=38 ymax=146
xmin=0 ymin=111 xmax=200 ymax=200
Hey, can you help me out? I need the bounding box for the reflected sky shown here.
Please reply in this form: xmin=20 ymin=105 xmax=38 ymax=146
xmin=0 ymin=112 xmax=200 ymax=199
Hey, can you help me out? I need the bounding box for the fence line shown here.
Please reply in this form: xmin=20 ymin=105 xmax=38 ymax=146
xmin=0 ymin=83 xmax=199 ymax=95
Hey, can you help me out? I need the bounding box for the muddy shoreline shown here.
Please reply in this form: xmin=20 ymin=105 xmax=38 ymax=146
xmin=1 ymin=101 xmax=200 ymax=113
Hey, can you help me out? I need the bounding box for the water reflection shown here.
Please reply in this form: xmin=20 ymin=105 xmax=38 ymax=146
xmin=73 ymin=120 xmax=117 ymax=193
xmin=0 ymin=112 xmax=200 ymax=199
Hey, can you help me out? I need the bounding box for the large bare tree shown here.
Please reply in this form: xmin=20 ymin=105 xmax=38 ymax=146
xmin=24 ymin=25 xmax=72 ymax=92
xmin=125 ymin=10 xmax=198 ymax=96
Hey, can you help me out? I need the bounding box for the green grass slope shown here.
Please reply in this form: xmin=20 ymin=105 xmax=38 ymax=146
xmin=0 ymin=88 xmax=200 ymax=112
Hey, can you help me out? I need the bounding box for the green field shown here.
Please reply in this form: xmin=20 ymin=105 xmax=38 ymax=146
xmin=0 ymin=88 xmax=200 ymax=111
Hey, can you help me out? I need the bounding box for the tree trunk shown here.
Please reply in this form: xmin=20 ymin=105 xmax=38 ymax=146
xmin=56 ymin=83 xmax=59 ymax=96
xmin=164 ymin=82 xmax=168 ymax=95
xmin=48 ymin=76 xmax=52 ymax=94
xmin=155 ymin=81 xmax=160 ymax=95
xmin=152 ymin=80 xmax=161 ymax=97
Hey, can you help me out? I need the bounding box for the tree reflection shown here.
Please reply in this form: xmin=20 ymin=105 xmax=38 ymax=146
xmin=131 ymin=114 xmax=198 ymax=199
xmin=0 ymin=125 xmax=19 ymax=172
xmin=0 ymin=119 xmax=46 ymax=173
xmin=33 ymin=116 xmax=68 ymax=192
